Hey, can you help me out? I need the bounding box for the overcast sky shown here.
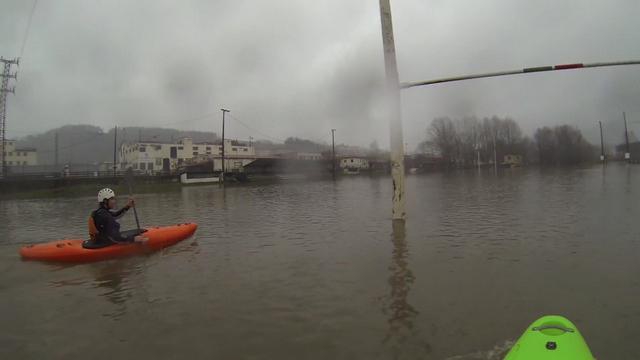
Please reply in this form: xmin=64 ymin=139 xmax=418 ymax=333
xmin=2 ymin=0 xmax=639 ymax=149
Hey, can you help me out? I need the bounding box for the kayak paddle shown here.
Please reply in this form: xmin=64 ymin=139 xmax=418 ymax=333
xmin=124 ymin=168 xmax=141 ymax=232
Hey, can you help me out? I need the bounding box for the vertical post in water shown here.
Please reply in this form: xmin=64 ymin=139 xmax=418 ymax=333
xmin=113 ymin=126 xmax=118 ymax=177
xmin=331 ymin=128 xmax=336 ymax=180
xmin=220 ymin=108 xmax=230 ymax=182
xmin=624 ymin=112 xmax=630 ymax=161
xmin=599 ymin=121 xmax=605 ymax=162
xmin=54 ymin=131 xmax=59 ymax=168
xmin=493 ymin=133 xmax=498 ymax=174
xmin=379 ymin=0 xmax=406 ymax=221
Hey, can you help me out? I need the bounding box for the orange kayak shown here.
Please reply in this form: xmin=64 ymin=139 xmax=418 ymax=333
xmin=20 ymin=223 xmax=197 ymax=263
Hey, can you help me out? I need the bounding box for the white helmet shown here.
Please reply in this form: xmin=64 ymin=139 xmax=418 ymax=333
xmin=98 ymin=188 xmax=116 ymax=202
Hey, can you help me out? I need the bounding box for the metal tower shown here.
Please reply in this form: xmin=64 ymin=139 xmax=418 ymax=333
xmin=0 ymin=57 xmax=19 ymax=177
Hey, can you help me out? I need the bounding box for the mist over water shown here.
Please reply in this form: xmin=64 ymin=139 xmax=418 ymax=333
xmin=2 ymin=0 xmax=640 ymax=149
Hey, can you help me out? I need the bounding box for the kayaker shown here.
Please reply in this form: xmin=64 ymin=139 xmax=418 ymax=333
xmin=84 ymin=188 xmax=146 ymax=249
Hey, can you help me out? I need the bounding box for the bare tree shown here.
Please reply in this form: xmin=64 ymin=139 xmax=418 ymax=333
xmin=427 ymin=115 xmax=527 ymax=167
xmin=428 ymin=117 xmax=458 ymax=166
xmin=534 ymin=125 xmax=595 ymax=165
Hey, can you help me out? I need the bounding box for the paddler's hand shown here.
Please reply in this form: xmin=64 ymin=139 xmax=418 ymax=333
xmin=133 ymin=235 xmax=148 ymax=244
xmin=126 ymin=198 xmax=135 ymax=209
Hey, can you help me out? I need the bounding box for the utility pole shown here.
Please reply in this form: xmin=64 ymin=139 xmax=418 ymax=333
xmin=0 ymin=57 xmax=19 ymax=177
xmin=623 ymin=112 xmax=630 ymax=161
xmin=113 ymin=126 xmax=118 ymax=176
xmin=476 ymin=144 xmax=481 ymax=171
xmin=331 ymin=129 xmax=336 ymax=180
xmin=54 ymin=132 xmax=59 ymax=168
xmin=220 ymin=108 xmax=230 ymax=182
xmin=493 ymin=133 xmax=498 ymax=174
xmin=379 ymin=0 xmax=406 ymax=221
xmin=599 ymin=121 xmax=605 ymax=162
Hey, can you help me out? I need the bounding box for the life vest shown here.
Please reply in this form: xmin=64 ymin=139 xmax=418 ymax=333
xmin=88 ymin=213 xmax=98 ymax=241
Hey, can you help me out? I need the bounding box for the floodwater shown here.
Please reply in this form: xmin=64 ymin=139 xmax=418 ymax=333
xmin=1 ymin=163 xmax=639 ymax=359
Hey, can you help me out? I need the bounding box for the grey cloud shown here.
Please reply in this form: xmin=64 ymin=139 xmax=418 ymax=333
xmin=2 ymin=0 xmax=639 ymax=150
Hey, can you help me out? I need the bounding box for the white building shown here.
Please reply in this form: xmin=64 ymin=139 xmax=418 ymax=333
xmin=294 ymin=152 xmax=323 ymax=160
xmin=340 ymin=157 xmax=369 ymax=174
xmin=274 ymin=151 xmax=324 ymax=160
xmin=1 ymin=140 xmax=38 ymax=167
xmin=119 ymin=138 xmax=255 ymax=173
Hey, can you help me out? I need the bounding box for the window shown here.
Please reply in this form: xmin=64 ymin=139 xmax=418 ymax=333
xmin=193 ymin=151 xmax=198 ymax=156
xmin=140 ymin=163 xmax=147 ymax=170
xmin=178 ymin=146 xmax=184 ymax=150
xmin=206 ymin=146 xmax=211 ymax=150
xmin=23 ymin=161 xmax=27 ymax=165
xmin=132 ymin=163 xmax=138 ymax=169
xmin=193 ymin=146 xmax=198 ymax=150
xmin=148 ymin=163 xmax=154 ymax=170
xmin=243 ymin=148 xmax=248 ymax=152
xmin=9 ymin=152 xmax=13 ymax=156
xmin=8 ymin=161 xmax=12 ymax=165
xmin=232 ymin=148 xmax=237 ymax=152
xmin=139 ymin=147 xmax=146 ymax=153
xmin=206 ymin=151 xmax=211 ymax=155
xmin=155 ymin=159 xmax=162 ymax=166
xmin=350 ymin=159 xmax=354 ymax=163
xmin=218 ymin=147 xmax=223 ymax=151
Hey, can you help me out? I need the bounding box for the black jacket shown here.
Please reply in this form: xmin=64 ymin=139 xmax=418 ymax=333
xmin=91 ymin=205 xmax=133 ymax=244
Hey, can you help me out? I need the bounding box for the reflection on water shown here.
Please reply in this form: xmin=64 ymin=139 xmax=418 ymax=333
xmin=90 ymin=262 xmax=138 ymax=314
xmin=443 ymin=340 xmax=515 ymax=360
xmin=48 ymin=261 xmax=145 ymax=320
xmin=382 ymin=220 xmax=425 ymax=358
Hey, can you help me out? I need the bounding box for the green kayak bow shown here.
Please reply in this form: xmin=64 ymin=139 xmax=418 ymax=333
xmin=504 ymin=315 xmax=595 ymax=360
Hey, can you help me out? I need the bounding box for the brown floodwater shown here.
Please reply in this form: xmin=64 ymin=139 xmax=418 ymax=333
xmin=1 ymin=163 xmax=639 ymax=359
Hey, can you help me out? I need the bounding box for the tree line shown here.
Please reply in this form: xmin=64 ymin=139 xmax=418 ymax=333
xmin=421 ymin=116 xmax=597 ymax=167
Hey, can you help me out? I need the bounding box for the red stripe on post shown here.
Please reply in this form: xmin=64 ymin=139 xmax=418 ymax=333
xmin=554 ymin=63 xmax=583 ymax=70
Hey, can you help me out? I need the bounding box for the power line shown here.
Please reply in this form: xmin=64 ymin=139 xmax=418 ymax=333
xmin=228 ymin=113 xmax=332 ymax=145
xmin=151 ymin=111 xmax=219 ymax=127
xmin=20 ymin=0 xmax=39 ymax=58
xmin=227 ymin=113 xmax=285 ymax=143
xmin=35 ymin=132 xmax=104 ymax=154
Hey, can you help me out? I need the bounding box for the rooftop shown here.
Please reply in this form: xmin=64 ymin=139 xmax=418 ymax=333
xmin=123 ymin=140 xmax=249 ymax=146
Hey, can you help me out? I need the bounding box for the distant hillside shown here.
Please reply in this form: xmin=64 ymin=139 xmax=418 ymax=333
xmin=254 ymin=137 xmax=369 ymax=156
xmin=17 ymin=125 xmax=218 ymax=165
xmin=16 ymin=124 xmax=371 ymax=165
